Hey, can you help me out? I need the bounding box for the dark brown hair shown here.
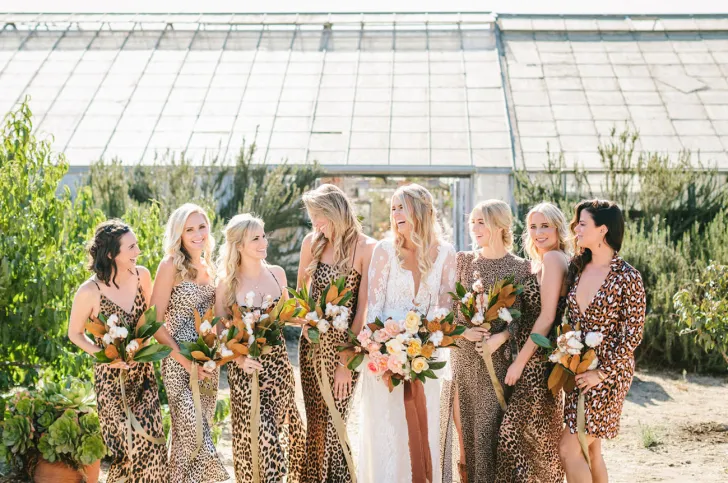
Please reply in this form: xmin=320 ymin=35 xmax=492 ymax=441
xmin=87 ymin=219 xmax=132 ymax=288
xmin=566 ymin=199 xmax=624 ymax=287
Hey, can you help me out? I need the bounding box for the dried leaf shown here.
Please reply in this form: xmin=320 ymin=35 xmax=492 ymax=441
xmin=548 ymin=364 xmax=564 ymax=390
xmin=191 ymin=351 xmax=210 ymax=361
xmin=325 ymin=286 xmax=339 ymax=304
xmin=569 ymin=354 xmax=581 ymax=373
xmin=85 ymin=320 xmax=107 ymax=338
xmin=104 ymin=345 xmax=119 ymax=360
xmin=564 ymin=375 xmax=576 ymax=393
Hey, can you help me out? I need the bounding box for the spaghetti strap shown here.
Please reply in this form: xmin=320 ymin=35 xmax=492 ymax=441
xmin=267 ymin=266 xmax=283 ymax=298
xmin=92 ymin=278 xmax=101 ymax=290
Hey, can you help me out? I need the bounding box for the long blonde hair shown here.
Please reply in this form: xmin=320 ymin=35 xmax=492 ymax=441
xmin=216 ymin=213 xmax=267 ymax=311
xmin=302 ymin=184 xmax=362 ymax=279
xmin=470 ymin=199 xmax=514 ymax=252
xmin=163 ymin=203 xmax=215 ymax=283
xmin=392 ymin=183 xmax=442 ymax=278
xmin=522 ymin=202 xmax=570 ymax=266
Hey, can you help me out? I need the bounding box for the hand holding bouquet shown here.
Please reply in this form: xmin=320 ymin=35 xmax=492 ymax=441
xmin=450 ymin=273 xmax=523 ymax=330
xmin=288 ymin=276 xmax=353 ymax=343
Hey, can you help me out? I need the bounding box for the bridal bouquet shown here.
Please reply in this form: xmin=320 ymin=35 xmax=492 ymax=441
xmin=85 ymin=306 xmax=172 ymax=365
xmin=450 ymin=274 xmax=524 ymax=411
xmin=532 ymin=322 xmax=605 ymax=468
xmin=343 ymin=308 xmax=465 ymax=391
xmin=288 ymin=276 xmax=353 ymax=343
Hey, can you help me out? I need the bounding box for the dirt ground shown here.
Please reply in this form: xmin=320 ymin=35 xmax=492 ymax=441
xmin=101 ymin=345 xmax=728 ymax=483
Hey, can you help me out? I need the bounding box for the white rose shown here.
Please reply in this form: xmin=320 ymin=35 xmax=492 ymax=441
xmin=203 ymin=360 xmax=217 ymax=372
xmin=317 ymin=319 xmax=330 ymax=333
xmin=125 ymin=340 xmax=139 ymax=354
xmin=245 ymin=291 xmax=255 ymax=307
xmin=106 ymin=314 xmax=119 ymax=327
xmin=430 ymin=330 xmax=444 ymax=347
xmin=588 ymin=356 xmax=599 ymax=370
xmin=199 ymin=320 xmax=212 ymax=336
xmin=386 ymin=338 xmax=404 ymax=354
xmin=102 ymin=333 xmax=113 ymax=345
xmin=498 ymin=307 xmax=513 ymax=323
xmin=471 ymin=312 xmax=485 ymax=326
xmin=585 ymin=331 xmax=604 ymax=348
xmin=305 ymin=311 xmax=319 ymax=322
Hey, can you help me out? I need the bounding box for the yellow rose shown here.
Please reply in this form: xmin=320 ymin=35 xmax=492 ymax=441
xmin=411 ymin=357 xmax=429 ymax=374
xmin=406 ymin=340 xmax=422 ymax=357
xmin=404 ymin=311 xmax=421 ymax=334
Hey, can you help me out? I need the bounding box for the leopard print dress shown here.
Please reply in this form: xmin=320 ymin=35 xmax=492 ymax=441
xmin=161 ymin=281 xmax=229 ymax=483
xmin=495 ymin=274 xmax=566 ymax=483
xmin=440 ymin=251 xmax=532 ymax=483
xmin=564 ymin=254 xmax=646 ymax=439
xmin=92 ymin=274 xmax=167 ymax=483
xmin=228 ymin=294 xmax=306 ymax=483
xmin=300 ymin=262 xmax=362 ymax=483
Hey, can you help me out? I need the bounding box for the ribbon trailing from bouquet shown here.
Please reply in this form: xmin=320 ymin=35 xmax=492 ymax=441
xmin=118 ymin=368 xmax=166 ymax=482
xmin=403 ymin=380 xmax=433 ymax=483
xmin=478 ymin=336 xmax=507 ymax=412
xmin=250 ymin=366 xmax=262 ymax=483
xmin=577 ymin=392 xmax=592 ymax=469
xmin=189 ymin=364 xmax=205 ymax=465
xmin=312 ymin=345 xmax=357 ymax=483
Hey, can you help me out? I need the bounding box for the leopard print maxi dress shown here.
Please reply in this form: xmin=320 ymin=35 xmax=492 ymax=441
xmin=564 ymin=254 xmax=646 ymax=439
xmin=440 ymin=252 xmax=532 ymax=483
xmin=228 ymin=295 xmax=306 ymax=483
xmin=92 ymin=275 xmax=167 ymax=483
xmin=161 ymin=281 xmax=229 ymax=483
xmin=300 ymin=262 xmax=362 ymax=483
xmin=495 ymin=274 xmax=566 ymax=483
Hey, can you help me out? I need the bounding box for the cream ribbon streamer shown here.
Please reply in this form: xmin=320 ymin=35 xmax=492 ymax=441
xmin=478 ymin=337 xmax=507 ymax=412
xmin=312 ymin=346 xmax=357 ymax=482
xmin=577 ymin=392 xmax=592 ymax=469
xmin=250 ymin=366 xmax=262 ymax=483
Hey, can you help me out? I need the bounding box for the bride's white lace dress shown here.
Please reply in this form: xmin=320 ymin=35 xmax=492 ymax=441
xmin=357 ymin=238 xmax=456 ymax=483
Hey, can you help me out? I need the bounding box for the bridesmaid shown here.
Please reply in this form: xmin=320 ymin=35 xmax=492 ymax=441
xmin=214 ymin=213 xmax=305 ymax=483
xmin=68 ymin=220 xmax=167 ymax=482
xmin=497 ymin=202 xmax=570 ymax=482
xmin=559 ymin=200 xmax=646 ymax=483
xmin=297 ymin=184 xmax=375 ymax=483
xmin=152 ymin=204 xmax=229 ymax=483
xmin=441 ymin=200 xmax=531 ymax=483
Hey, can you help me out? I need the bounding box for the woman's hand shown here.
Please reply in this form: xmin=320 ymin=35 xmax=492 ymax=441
xmin=333 ymin=364 xmax=353 ymax=401
xmin=575 ymin=370 xmax=604 ymax=392
xmin=108 ymin=360 xmax=131 ymax=370
xmin=504 ymin=361 xmax=526 ymax=386
xmin=178 ymin=357 xmax=214 ymax=380
xmin=462 ymin=327 xmax=491 ymax=342
xmin=236 ymin=356 xmax=264 ymax=375
xmin=476 ymin=331 xmax=509 ymax=354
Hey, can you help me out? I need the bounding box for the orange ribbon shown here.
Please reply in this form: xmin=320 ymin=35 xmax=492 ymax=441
xmin=403 ymin=380 xmax=432 ymax=483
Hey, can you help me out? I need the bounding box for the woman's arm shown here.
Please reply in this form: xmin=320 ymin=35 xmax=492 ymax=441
xmin=148 ymin=259 xmax=186 ymax=364
xmin=505 ymin=251 xmax=567 ymax=385
xmin=68 ymin=282 xmax=102 ymax=356
xmin=349 ymin=236 xmax=376 ymax=336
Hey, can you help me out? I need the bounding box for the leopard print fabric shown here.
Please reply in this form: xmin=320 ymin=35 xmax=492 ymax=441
xmin=161 ymin=281 xmax=229 ymax=483
xmin=564 ymin=254 xmax=646 ymax=439
xmin=495 ymin=274 xmax=566 ymax=483
xmin=228 ymin=299 xmax=306 ymax=483
xmin=299 ymin=262 xmax=362 ymax=483
xmin=93 ymin=274 xmax=167 ymax=483
xmin=441 ymin=252 xmax=532 ymax=483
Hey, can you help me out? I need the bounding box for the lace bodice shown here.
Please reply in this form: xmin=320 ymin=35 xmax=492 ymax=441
xmin=366 ymin=239 xmax=456 ymax=323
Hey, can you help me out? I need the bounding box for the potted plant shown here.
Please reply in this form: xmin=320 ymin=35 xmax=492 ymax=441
xmin=0 ymin=378 xmax=107 ymax=483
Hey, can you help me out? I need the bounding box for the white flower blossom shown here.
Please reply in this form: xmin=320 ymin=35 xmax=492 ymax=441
xmin=430 ymin=308 xmax=450 ymax=321
xmin=125 ymin=340 xmax=139 ymax=354
xmin=106 ymin=314 xmax=119 ymax=327
xmin=305 ymin=311 xmax=319 ymax=322
xmin=472 ymin=279 xmax=484 ymax=293
xmin=549 ymin=351 xmax=565 ymax=363
xmin=244 ymin=313 xmax=256 ymax=325
xmin=588 ymin=356 xmax=599 ymax=370
xmin=472 ymin=312 xmax=485 ymax=326
xmin=203 ymin=360 xmax=217 ymax=372
xmin=109 ymin=325 xmax=128 ymax=340
xmin=386 ymin=338 xmax=404 ymax=354
xmin=566 ymin=336 xmax=584 ymax=351
xmin=220 ymin=346 xmax=234 ymax=358
xmin=244 ymin=291 xmax=255 ymax=307
xmin=498 ymin=307 xmax=513 ymax=323
xmin=219 ymin=329 xmax=229 ymax=340
xmin=259 ymin=314 xmax=269 ymax=321
xmin=199 ymin=320 xmax=212 ymax=336
xmin=261 ymin=295 xmax=273 ymax=310
xmin=102 ymin=333 xmax=113 ymax=345
xmin=325 ymin=303 xmax=341 ymax=318
xmin=317 ymin=319 xmax=330 ymax=334
xmin=585 ymin=331 xmax=604 ymax=348
xmin=430 ymin=330 xmax=444 ymax=347
xmin=461 ymin=293 xmax=473 ymax=305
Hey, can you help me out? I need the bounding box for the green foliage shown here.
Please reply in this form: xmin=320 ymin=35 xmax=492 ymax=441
xmin=514 ymin=126 xmax=728 ymax=372
xmin=674 ymin=263 xmax=728 ymax=368
xmin=211 ymin=397 xmax=231 ymax=445
xmin=0 ymin=100 xmax=105 ymax=391
xmin=0 ymin=377 xmax=105 ymax=478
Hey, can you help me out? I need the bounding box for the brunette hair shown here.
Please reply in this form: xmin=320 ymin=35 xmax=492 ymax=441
xmin=87 ymin=219 xmax=132 ymax=288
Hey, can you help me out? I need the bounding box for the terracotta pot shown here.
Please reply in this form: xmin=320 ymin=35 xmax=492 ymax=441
xmin=33 ymin=458 xmax=100 ymax=483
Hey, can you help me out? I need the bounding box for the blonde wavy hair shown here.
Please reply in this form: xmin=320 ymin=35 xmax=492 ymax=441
xmin=163 ymin=203 xmax=215 ymax=283
xmin=302 ymin=184 xmax=363 ymax=280
xmin=522 ymin=202 xmax=570 ymax=266
xmin=391 ymin=183 xmax=442 ymax=279
xmin=470 ymin=199 xmax=514 ymax=252
xmin=216 ymin=213 xmax=267 ymax=312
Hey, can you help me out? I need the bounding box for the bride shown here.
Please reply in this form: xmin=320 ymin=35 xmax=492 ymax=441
xmin=358 ymin=183 xmax=456 ymax=483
